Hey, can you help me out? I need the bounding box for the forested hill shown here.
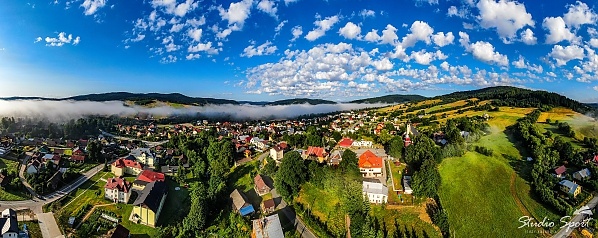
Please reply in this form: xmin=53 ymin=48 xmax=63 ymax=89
xmin=266 ymin=98 xmax=337 ymax=105
xmin=65 ymin=92 xmax=240 ymax=105
xmin=434 ymin=86 xmax=592 ymax=113
xmin=349 ymin=94 xmax=427 ymax=104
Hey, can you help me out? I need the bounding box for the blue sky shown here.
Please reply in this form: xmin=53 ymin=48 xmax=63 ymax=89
xmin=1 ymin=0 xmax=598 ymax=102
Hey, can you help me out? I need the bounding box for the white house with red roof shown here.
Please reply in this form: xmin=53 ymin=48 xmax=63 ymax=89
xmin=359 ymin=150 xmax=383 ymax=177
xmin=104 ymin=177 xmax=132 ymax=203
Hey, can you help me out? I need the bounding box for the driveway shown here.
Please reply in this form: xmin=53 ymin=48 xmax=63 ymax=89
xmin=37 ymin=212 xmax=64 ymax=238
xmin=271 ymin=189 xmax=316 ymax=238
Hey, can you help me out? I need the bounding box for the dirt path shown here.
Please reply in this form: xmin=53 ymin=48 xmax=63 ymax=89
xmin=509 ymin=172 xmax=550 ymax=237
xmin=509 ymin=173 xmax=533 ymax=217
xmin=74 ymin=203 xmax=115 ymax=229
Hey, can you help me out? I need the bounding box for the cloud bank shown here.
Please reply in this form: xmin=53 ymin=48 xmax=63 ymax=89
xmin=0 ymin=100 xmax=387 ymax=121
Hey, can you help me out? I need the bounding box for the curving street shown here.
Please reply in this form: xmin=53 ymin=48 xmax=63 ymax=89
xmin=1 ymin=162 xmax=107 ymax=238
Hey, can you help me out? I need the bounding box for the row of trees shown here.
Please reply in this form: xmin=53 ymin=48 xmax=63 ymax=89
xmin=513 ymin=110 xmax=574 ymax=214
xmin=156 ymin=131 xmax=247 ymax=238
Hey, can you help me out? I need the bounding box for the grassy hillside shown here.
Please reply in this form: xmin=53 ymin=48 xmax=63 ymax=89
xmin=439 ymin=125 xmax=558 ymax=237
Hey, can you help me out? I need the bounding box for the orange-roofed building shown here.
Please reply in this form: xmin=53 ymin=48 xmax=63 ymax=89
xmin=304 ymin=146 xmax=328 ymax=163
xmin=134 ymin=170 xmax=166 ymax=190
xmin=358 ymin=150 xmax=383 ymax=177
xmin=111 ymin=158 xmax=144 ymax=177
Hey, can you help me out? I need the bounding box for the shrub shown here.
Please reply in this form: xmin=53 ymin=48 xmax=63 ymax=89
xmin=474 ymin=146 xmax=493 ymax=156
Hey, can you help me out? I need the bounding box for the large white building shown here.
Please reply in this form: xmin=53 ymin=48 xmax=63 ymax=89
xmin=104 ymin=177 xmax=133 ymax=203
xmin=362 ymin=179 xmax=388 ymax=204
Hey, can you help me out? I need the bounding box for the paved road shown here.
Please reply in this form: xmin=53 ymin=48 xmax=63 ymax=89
xmin=552 ymin=195 xmax=598 ymax=238
xmin=100 ymin=130 xmax=168 ymax=148
xmin=271 ymin=189 xmax=316 ymax=238
xmin=2 ymin=163 xmax=107 ymax=238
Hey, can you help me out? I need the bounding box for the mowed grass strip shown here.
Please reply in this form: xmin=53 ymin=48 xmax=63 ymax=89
xmin=439 ymin=152 xmax=532 ymax=237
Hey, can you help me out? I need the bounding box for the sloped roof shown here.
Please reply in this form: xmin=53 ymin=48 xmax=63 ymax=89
xmin=133 ymin=181 xmax=167 ymax=213
xmin=0 ymin=209 xmax=18 ymax=235
xmin=359 ymin=150 xmax=383 ymax=168
xmin=230 ymin=189 xmax=249 ymax=211
xmin=574 ymin=168 xmax=591 ymax=179
xmin=338 ymin=138 xmax=354 ymax=148
xmin=559 ymin=180 xmax=579 ymax=195
xmin=71 ymin=155 xmax=85 ymax=161
xmin=112 ymin=158 xmax=143 ymax=170
xmin=104 ymin=177 xmax=132 ymax=193
xmin=136 ymin=170 xmax=165 ymax=183
xmin=555 ymin=165 xmax=567 ymax=175
xmin=254 ymin=174 xmax=270 ymax=191
xmin=263 ymin=198 xmax=275 ymax=209
xmin=305 ymin=146 xmax=326 ymax=157
xmin=252 ymin=214 xmax=284 ymax=238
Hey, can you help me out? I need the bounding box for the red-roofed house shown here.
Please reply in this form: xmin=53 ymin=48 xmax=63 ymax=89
xmin=254 ymin=174 xmax=272 ymax=196
xmin=555 ymin=165 xmax=567 ymax=178
xmin=304 ymin=146 xmax=328 ymax=163
xmin=70 ymin=155 xmax=86 ymax=163
xmin=133 ymin=170 xmax=165 ymax=190
xmin=359 ymin=150 xmax=383 ymax=177
xmin=338 ymin=138 xmax=354 ymax=148
xmin=104 ymin=177 xmax=132 ymax=203
xmin=111 ymin=158 xmax=143 ymax=177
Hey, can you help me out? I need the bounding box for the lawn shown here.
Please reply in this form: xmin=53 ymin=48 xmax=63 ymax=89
xmin=56 ymin=171 xmax=112 ymax=217
xmin=102 ymin=204 xmax=160 ymax=237
xmin=295 ymin=182 xmax=340 ymax=223
xmin=228 ymin=160 xmax=261 ymax=209
xmin=0 ymin=158 xmax=30 ymax=201
xmin=439 ymin=127 xmax=558 ymax=237
xmin=156 ymin=178 xmax=190 ymax=227
xmin=370 ymin=205 xmax=441 ymax=238
xmin=387 ymin=161 xmax=405 ymax=191
xmin=439 ymin=152 xmax=532 ymax=237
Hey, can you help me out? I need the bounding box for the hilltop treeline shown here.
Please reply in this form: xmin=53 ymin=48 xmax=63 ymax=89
xmin=349 ymin=94 xmax=427 ymax=104
xmin=434 ymin=86 xmax=592 ymax=113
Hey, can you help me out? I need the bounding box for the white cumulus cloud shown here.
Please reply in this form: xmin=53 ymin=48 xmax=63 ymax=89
xmin=81 ymin=0 xmax=106 ymax=16
xmin=241 ymin=41 xmax=277 ymax=57
xmin=339 ymin=22 xmax=361 ymax=40
xmin=549 ymin=44 xmax=585 ymax=66
xmin=305 ymin=15 xmax=340 ymax=41
xmin=476 ymin=0 xmax=534 ymax=42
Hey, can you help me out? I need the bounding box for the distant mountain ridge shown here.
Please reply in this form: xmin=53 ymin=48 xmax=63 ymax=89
xmin=349 ymin=94 xmax=427 ymax=104
xmin=0 ymin=92 xmax=420 ymax=105
xmin=0 ymin=87 xmax=592 ymax=111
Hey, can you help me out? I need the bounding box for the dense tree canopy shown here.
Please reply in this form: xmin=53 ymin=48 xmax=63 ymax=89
xmin=275 ymin=151 xmax=307 ymax=200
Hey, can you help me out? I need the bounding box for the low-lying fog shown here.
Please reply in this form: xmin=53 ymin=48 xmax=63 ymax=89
xmin=0 ymin=100 xmax=388 ymax=121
